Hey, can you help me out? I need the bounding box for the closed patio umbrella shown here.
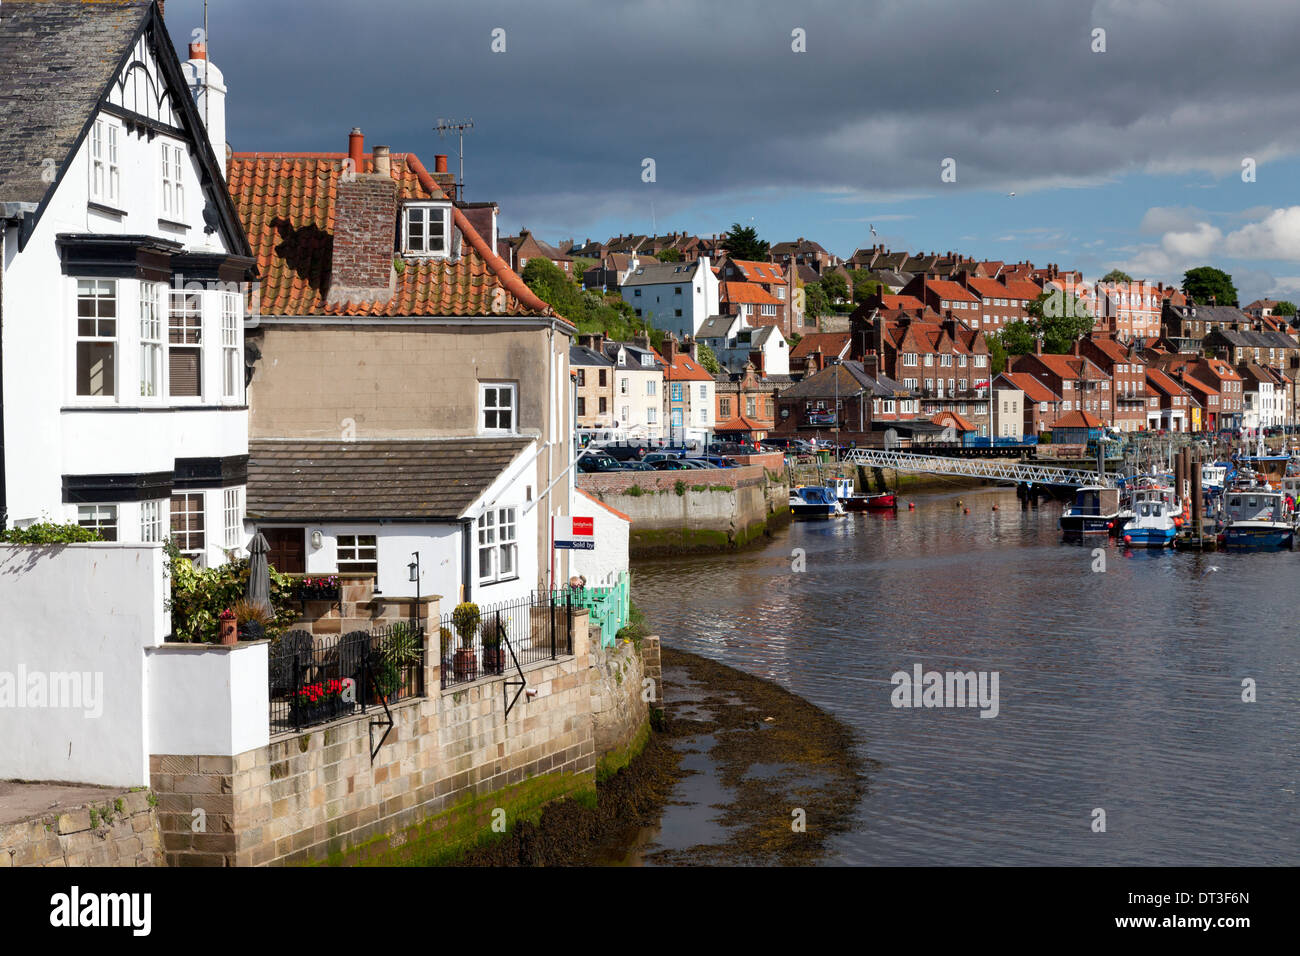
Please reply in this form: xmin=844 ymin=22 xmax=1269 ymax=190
xmin=246 ymin=532 xmax=272 ymax=614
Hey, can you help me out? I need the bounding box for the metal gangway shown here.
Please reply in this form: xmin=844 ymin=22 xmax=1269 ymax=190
xmin=841 ymin=448 xmax=1113 ymax=487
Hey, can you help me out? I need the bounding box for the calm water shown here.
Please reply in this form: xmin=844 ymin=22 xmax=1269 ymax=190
xmin=633 ymin=485 xmax=1299 ymax=865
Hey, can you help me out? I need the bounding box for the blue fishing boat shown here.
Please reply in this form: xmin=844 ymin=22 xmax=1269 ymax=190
xmin=1122 ymin=499 xmax=1177 ymax=548
xmin=789 ymin=485 xmax=846 ymax=518
xmin=1219 ymin=488 xmax=1295 ymax=550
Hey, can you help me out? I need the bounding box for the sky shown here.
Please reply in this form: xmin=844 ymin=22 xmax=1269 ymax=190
xmin=168 ymin=0 xmax=1300 ymax=304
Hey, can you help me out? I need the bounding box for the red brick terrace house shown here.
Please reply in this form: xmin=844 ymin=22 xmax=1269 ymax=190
xmin=1008 ymin=350 xmax=1113 ymax=426
xmin=772 ymin=360 xmax=920 ymax=447
xmin=1078 ymin=335 xmax=1148 ymax=432
xmin=228 ymin=130 xmax=576 ymax=607
xmin=789 ymin=332 xmax=851 ymax=378
xmin=851 ymin=310 xmax=994 ymax=435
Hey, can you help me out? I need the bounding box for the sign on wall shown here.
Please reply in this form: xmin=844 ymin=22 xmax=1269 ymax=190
xmin=554 ymin=516 xmax=595 ymax=550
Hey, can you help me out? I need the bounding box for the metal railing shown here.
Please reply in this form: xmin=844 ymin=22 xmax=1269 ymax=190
xmin=438 ymin=591 xmax=575 ymax=690
xmin=842 ymin=448 xmax=1113 ymax=486
xmin=267 ymin=623 xmax=425 ymax=734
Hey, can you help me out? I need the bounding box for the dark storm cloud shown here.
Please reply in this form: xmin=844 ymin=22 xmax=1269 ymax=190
xmin=169 ymin=0 xmax=1300 ymax=230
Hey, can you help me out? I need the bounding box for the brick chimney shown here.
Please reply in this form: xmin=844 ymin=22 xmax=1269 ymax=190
xmin=326 ymin=128 xmax=398 ymax=307
xmin=748 ymin=349 xmax=766 ymax=376
xmin=663 ymin=334 xmax=678 ymax=363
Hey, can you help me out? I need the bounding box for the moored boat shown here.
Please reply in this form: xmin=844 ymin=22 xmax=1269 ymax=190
xmin=1122 ymin=499 xmax=1177 ymax=548
xmin=1060 ymin=485 xmax=1123 ymax=537
xmin=1219 ymin=488 xmax=1295 ymax=550
xmin=790 ymin=485 xmax=846 ymax=518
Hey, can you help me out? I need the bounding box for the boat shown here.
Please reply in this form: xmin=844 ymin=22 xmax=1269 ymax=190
xmin=790 ymin=485 xmax=846 ymax=518
xmin=1122 ymin=499 xmax=1177 ymax=548
xmin=1201 ymin=463 xmax=1228 ymax=494
xmin=827 ymin=477 xmax=897 ymax=511
xmin=1059 ymin=485 xmax=1124 ymax=537
xmin=1219 ymin=488 xmax=1295 ymax=551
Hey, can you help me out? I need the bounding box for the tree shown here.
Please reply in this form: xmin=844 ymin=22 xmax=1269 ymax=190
xmin=696 ymin=342 xmax=722 ymax=374
xmin=1182 ymin=266 xmax=1237 ymax=306
xmin=985 ymin=333 xmax=1009 ymax=377
xmin=1099 ymin=269 xmax=1132 ymax=284
xmin=852 ymin=277 xmax=883 ymax=306
xmin=802 ymin=281 xmax=830 ymax=323
xmin=1273 ymin=301 xmax=1297 ymax=316
xmin=723 ymin=223 xmax=769 ymax=261
xmin=819 ymin=271 xmax=848 ymax=304
xmin=656 ymin=249 xmax=682 ymax=262
xmin=1026 ymin=292 xmax=1094 ymax=353
xmin=999 ymin=321 xmax=1038 ymax=357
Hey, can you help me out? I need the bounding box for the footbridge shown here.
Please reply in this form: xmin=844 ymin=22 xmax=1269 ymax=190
xmin=840 ymin=448 xmax=1113 ymax=487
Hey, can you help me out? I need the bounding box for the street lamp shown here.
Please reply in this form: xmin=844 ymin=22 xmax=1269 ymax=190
xmin=407 ymin=552 xmax=421 ymax=629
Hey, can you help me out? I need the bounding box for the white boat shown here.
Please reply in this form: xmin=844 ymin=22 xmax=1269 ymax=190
xmin=1220 ymin=489 xmax=1295 ymax=550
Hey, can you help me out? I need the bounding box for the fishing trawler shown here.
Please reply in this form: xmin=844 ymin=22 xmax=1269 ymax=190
xmin=1219 ymin=486 xmax=1295 ymax=550
xmin=1060 ymin=485 xmax=1124 ymax=537
xmin=1120 ymin=478 xmax=1180 ymax=548
xmin=826 ymin=477 xmax=897 ymax=511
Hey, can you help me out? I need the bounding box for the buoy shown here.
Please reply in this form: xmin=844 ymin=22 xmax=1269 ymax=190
xmin=992 ymin=505 xmax=999 ymax=511
xmin=1107 ymin=521 xmax=1113 ymax=529
xmin=1124 ymin=534 xmax=1132 ymax=544
xmin=963 ymin=507 xmax=969 ymax=514
xmin=908 ymin=502 xmax=915 ymax=510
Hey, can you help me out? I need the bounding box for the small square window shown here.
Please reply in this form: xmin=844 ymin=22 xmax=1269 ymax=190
xmin=404 ymin=205 xmax=449 ymax=255
xmin=481 ymin=383 xmax=517 ymax=433
xmin=337 ymin=534 xmax=378 ymax=573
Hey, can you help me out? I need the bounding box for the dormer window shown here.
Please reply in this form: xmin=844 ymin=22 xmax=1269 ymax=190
xmin=403 ymin=203 xmax=449 ymax=256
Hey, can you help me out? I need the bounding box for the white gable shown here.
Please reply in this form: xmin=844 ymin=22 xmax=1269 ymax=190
xmin=106 ymin=33 xmax=179 ymax=128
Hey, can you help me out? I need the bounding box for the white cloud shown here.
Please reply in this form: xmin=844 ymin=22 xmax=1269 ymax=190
xmin=1222 ymin=207 xmax=1300 ymax=261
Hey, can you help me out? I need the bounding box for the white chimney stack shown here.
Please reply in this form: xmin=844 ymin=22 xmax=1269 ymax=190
xmin=182 ymin=39 xmax=227 ymax=179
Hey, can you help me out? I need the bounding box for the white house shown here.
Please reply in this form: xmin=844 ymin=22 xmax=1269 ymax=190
xmin=604 ymin=338 xmax=665 ymax=440
xmin=698 ymin=315 xmax=789 ymax=376
xmin=0 ymin=0 xmax=256 ymax=566
xmin=620 ymin=257 xmax=719 ymax=340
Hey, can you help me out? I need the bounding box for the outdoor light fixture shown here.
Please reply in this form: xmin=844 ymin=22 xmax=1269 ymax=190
xmin=408 ymin=552 xmax=421 ymax=628
xmin=408 ymin=554 xmax=420 ymax=583
xmin=311 ymin=530 xmax=322 ymax=549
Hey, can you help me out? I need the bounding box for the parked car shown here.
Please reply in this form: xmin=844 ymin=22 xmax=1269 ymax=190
xmin=577 ymin=453 xmax=625 ymax=473
xmin=643 ymin=451 xmax=686 ymax=464
xmin=706 ymin=441 xmax=757 ymax=457
xmin=619 ymin=461 xmax=655 ymax=471
xmin=679 ymin=459 xmax=715 ymax=469
xmin=697 ymin=455 xmax=738 ymax=468
xmin=651 ymin=459 xmax=693 ymax=470
xmin=598 ymin=443 xmax=648 ymax=461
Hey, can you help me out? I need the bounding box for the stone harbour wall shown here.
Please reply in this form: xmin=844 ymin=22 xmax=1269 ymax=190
xmin=0 ymin=790 xmax=163 ymax=868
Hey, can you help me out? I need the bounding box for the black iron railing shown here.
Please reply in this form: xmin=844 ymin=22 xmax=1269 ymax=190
xmin=438 ymin=591 xmax=576 ymax=690
xmin=267 ymin=623 xmax=425 ymax=734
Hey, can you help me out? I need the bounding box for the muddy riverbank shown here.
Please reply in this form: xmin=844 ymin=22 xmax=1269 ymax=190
xmin=456 ymin=646 xmax=865 ymax=866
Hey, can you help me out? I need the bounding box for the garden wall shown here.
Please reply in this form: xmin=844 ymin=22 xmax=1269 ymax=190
xmin=578 ymin=463 xmax=788 ymax=555
xmin=0 ymin=543 xmax=167 ymax=787
xmin=149 ymin=609 xmax=624 ymax=866
xmin=0 ymin=788 xmax=163 ymax=868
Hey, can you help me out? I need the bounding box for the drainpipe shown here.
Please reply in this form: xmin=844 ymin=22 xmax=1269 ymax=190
xmin=460 ymin=518 xmax=473 ymax=604
xmin=0 ymin=225 xmax=6 ymax=528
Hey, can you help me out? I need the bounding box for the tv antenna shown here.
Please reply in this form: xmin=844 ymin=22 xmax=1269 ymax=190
xmin=433 ymin=118 xmax=474 ymax=199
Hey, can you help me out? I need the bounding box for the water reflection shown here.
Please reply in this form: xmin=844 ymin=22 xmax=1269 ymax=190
xmin=633 ymin=486 xmax=1300 ymax=865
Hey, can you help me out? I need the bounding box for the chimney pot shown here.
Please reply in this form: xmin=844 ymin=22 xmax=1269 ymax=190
xmin=348 ymin=128 xmax=364 ymax=173
xmin=372 ymin=145 xmax=391 ymax=177
xmin=188 ymin=40 xmax=206 ymax=60
xmin=435 ymin=154 xmax=448 ymax=173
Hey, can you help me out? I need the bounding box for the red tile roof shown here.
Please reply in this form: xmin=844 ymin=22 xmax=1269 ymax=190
xmin=661 ymin=353 xmax=715 ymax=382
xmin=716 ymin=415 xmax=766 ymax=432
xmin=1145 ymin=367 xmax=1187 ymax=396
xmin=730 ymin=260 xmax=785 ymax=283
xmin=881 ymin=294 xmax=925 ymax=311
xmin=789 ymin=332 xmax=851 ymax=360
xmin=720 ymin=282 xmax=781 ymax=305
xmin=1055 ymin=410 xmax=1105 ymax=429
xmin=996 ymin=372 xmax=1058 ymax=403
xmin=924 ymin=279 xmax=979 ymax=302
xmin=932 ymin=411 xmax=975 ymax=431
xmin=228 ymin=151 xmax=556 ymax=319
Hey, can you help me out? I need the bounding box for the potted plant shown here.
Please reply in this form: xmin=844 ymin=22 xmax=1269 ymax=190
xmin=218 ymin=608 xmax=238 ymax=645
xmin=292 ymin=677 xmax=351 ymax=725
xmin=231 ymin=598 xmax=273 ymax=642
xmin=450 ymin=602 xmax=480 ymax=681
xmin=375 ymin=621 xmax=422 ymax=700
xmin=482 ymin=616 xmax=506 ymax=675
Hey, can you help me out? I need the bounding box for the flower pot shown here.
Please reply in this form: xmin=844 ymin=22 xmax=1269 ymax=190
xmin=219 ymin=619 xmax=238 ymax=645
xmin=482 ymin=646 xmax=505 ymax=675
xmin=293 ymin=696 xmax=346 ymax=726
xmin=453 ymin=647 xmax=478 ymax=681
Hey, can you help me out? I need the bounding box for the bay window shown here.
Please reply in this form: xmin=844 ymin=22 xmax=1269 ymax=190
xmin=77 ymin=504 xmax=118 ymax=542
xmin=76 ymin=279 xmax=117 ymax=398
xmin=221 ymin=291 xmax=240 ymax=399
xmin=169 ymin=290 xmax=203 ymax=398
xmin=171 ymin=493 xmax=205 ymax=558
xmin=139 ymin=282 xmax=163 ymax=398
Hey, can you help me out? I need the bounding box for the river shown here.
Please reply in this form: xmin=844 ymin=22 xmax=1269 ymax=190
xmin=631 ymin=484 xmax=1299 ymax=865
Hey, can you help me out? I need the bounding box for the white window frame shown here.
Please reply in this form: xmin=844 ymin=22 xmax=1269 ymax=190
xmin=89 ymin=118 xmax=121 ymax=206
xmin=403 ymin=204 xmax=450 ymax=256
xmin=161 ymin=141 xmax=185 ymax=220
xmin=139 ymin=281 xmax=164 ymax=400
xmin=75 ymin=279 xmax=118 ymax=401
xmin=480 ymin=382 xmax=517 ymax=434
xmin=78 ymin=504 xmax=119 ymax=542
xmin=170 ymin=492 xmax=206 ymax=558
xmin=168 ymin=288 xmax=204 ymax=401
xmin=140 ymin=499 xmax=164 ymax=543
xmin=477 ymin=507 xmax=518 ymax=585
xmin=223 ymin=488 xmax=242 ymax=549
xmin=221 ymin=291 xmax=241 ymax=400
xmin=337 ymin=533 xmax=378 ymax=573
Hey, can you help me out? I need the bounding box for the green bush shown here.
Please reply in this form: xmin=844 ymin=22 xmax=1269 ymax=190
xmin=165 ymin=541 xmax=298 ymax=643
xmin=0 ymin=521 xmax=101 ymax=544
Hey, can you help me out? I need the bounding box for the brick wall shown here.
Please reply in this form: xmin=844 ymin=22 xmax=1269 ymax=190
xmin=589 ymin=639 xmax=648 ymax=757
xmin=151 ymin=611 xmax=600 ymax=866
xmin=1 ymin=791 xmax=163 ymax=867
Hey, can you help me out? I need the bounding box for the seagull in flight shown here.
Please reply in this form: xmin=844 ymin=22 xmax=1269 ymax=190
xmin=1008 ymin=191 xmax=1016 ymax=198
xmin=1200 ymin=566 xmax=1221 ymax=577
xmin=869 ymin=223 xmax=878 ymax=238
